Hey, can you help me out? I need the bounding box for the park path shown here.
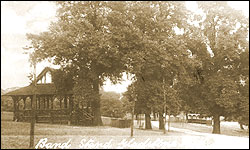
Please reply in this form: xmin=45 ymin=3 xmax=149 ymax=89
xmin=150 ymin=121 xmax=249 ymax=149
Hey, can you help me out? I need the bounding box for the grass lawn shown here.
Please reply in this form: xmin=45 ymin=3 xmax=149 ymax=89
xmin=168 ymin=121 xmax=249 ymax=137
xmin=1 ymin=111 xmax=249 ymax=149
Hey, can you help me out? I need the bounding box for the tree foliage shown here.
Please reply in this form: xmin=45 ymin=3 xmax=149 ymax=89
xmin=25 ymin=2 xmax=249 ymax=132
xmin=179 ymin=2 xmax=249 ymax=133
xmin=26 ymin=1 xmax=134 ymax=125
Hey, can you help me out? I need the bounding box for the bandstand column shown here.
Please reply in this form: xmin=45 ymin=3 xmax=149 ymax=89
xmin=50 ymin=96 xmax=54 ymax=109
xmin=31 ymin=94 xmax=37 ymax=109
xmin=17 ymin=97 xmax=20 ymax=111
xmin=47 ymin=96 xmax=49 ymax=109
xmin=36 ymin=95 xmax=39 ymax=110
xmin=69 ymin=95 xmax=73 ymax=111
xmin=59 ymin=96 xmax=62 ymax=109
xmin=31 ymin=95 xmax=33 ymax=109
xmin=43 ymin=96 xmax=46 ymax=110
xmin=23 ymin=96 xmax=26 ymax=110
xmin=12 ymin=96 xmax=18 ymax=121
xmin=38 ymin=96 xmax=41 ymax=109
xmin=64 ymin=95 xmax=67 ymax=109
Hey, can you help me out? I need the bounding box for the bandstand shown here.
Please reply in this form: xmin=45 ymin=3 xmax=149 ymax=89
xmin=3 ymin=67 xmax=93 ymax=126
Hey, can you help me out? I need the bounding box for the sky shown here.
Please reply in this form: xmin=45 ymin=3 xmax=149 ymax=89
xmin=1 ymin=1 xmax=249 ymax=93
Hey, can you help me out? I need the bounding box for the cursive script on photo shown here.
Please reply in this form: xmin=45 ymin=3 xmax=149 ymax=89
xmin=35 ymin=138 xmax=71 ymax=149
xmin=35 ymin=137 xmax=177 ymax=149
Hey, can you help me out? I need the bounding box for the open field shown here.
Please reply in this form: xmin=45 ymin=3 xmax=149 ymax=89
xmin=1 ymin=111 xmax=249 ymax=149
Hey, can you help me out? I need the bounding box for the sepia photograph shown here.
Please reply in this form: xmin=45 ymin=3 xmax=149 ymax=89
xmin=1 ymin=1 xmax=249 ymax=149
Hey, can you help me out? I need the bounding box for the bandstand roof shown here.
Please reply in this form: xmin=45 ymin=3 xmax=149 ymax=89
xmin=3 ymin=84 xmax=57 ymax=96
xmin=3 ymin=67 xmax=73 ymax=96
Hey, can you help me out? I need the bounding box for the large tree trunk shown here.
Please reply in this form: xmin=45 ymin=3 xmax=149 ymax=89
xmin=92 ymin=80 xmax=103 ymax=126
xmin=167 ymin=111 xmax=171 ymax=132
xmin=185 ymin=113 xmax=189 ymax=122
xmin=159 ymin=112 xmax=164 ymax=130
xmin=240 ymin=123 xmax=244 ymax=130
xmin=212 ymin=114 xmax=220 ymax=134
xmin=153 ymin=111 xmax=156 ymax=121
xmin=145 ymin=112 xmax=152 ymax=129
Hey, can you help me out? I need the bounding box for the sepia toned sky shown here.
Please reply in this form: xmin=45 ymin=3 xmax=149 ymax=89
xmin=1 ymin=1 xmax=57 ymax=90
xmin=1 ymin=1 xmax=249 ymax=93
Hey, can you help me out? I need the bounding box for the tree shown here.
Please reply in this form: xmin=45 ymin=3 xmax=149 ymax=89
xmin=100 ymin=91 xmax=125 ymax=118
xmin=26 ymin=1 xmax=137 ymax=125
xmin=181 ymin=2 xmax=249 ymax=134
xmin=100 ymin=98 xmax=124 ymax=118
xmin=120 ymin=95 xmax=134 ymax=118
xmin=119 ymin=1 xmax=193 ymax=130
xmin=124 ymin=76 xmax=183 ymax=130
